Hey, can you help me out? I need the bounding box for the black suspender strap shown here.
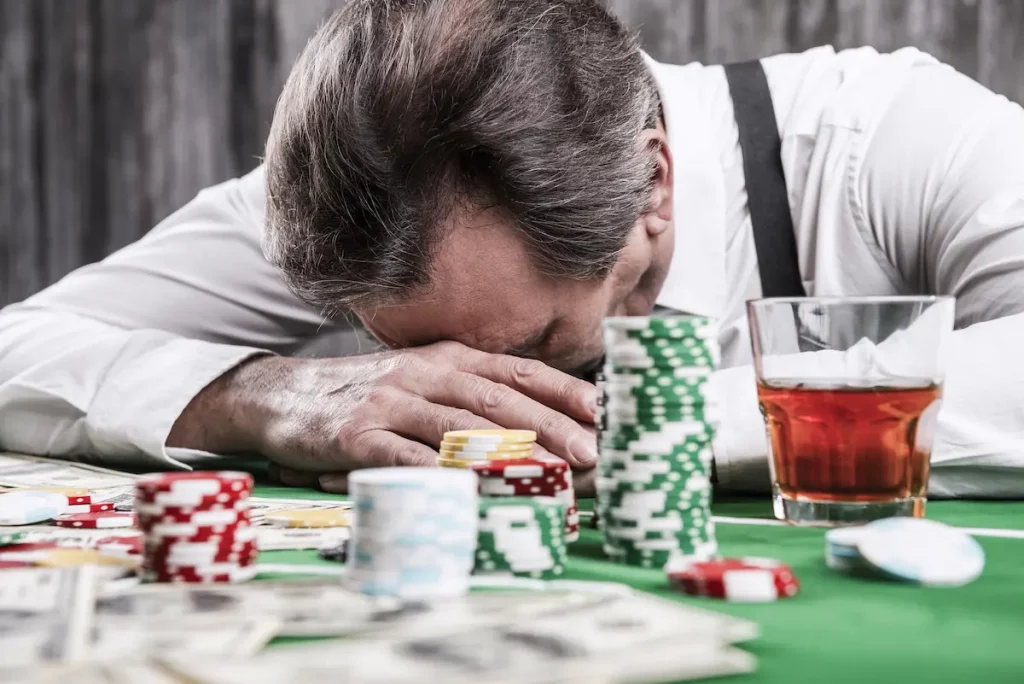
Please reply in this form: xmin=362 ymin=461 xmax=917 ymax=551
xmin=724 ymin=60 xmax=807 ymax=298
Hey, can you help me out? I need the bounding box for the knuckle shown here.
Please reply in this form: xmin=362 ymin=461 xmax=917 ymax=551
xmin=510 ymin=357 xmax=544 ymax=382
xmin=479 ymin=382 xmax=513 ymax=411
xmin=533 ymin=411 xmax=571 ymax=439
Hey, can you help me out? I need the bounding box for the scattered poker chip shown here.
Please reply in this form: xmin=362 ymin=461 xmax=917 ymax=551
xmin=0 ymin=491 xmax=69 ymax=525
xmin=19 ymin=487 xmax=91 ymax=506
xmin=54 ymin=511 xmax=136 ymax=529
xmin=96 ymin=535 xmax=143 ymax=557
xmin=34 ymin=548 xmax=140 ymax=569
xmin=855 ymin=518 xmax=985 ymax=587
xmin=0 ymin=541 xmax=60 ymax=562
xmin=667 ymin=557 xmax=799 ymax=602
xmin=443 ymin=429 xmax=537 ymax=444
xmin=63 ymin=502 xmax=116 ymax=515
xmin=0 ymin=531 xmax=25 ymax=547
xmin=317 ymin=538 xmax=349 ymax=563
xmin=597 ymin=316 xmax=720 ymax=568
xmin=824 ymin=526 xmax=868 ymax=573
xmin=0 ymin=560 xmax=35 ymax=569
xmin=265 ymin=509 xmax=350 ymax=529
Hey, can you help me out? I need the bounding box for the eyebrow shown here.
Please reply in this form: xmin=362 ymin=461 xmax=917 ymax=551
xmin=504 ymin=320 xmax=557 ymax=358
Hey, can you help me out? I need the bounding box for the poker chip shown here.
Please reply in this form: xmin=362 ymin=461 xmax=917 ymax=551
xmin=597 ymin=316 xmax=720 ymax=568
xmin=440 ymin=440 xmax=533 ymax=454
xmin=265 ymin=509 xmax=350 ymax=529
xmin=135 ymin=471 xmax=257 ymax=584
xmin=345 ymin=467 xmax=478 ymax=599
xmin=0 ymin=541 xmax=60 ymax=562
xmin=0 ymin=491 xmax=69 ymax=525
xmin=96 ymin=535 xmax=143 ymax=557
xmin=443 ymin=429 xmax=537 ymax=444
xmin=667 ymin=557 xmax=799 ymax=602
xmin=469 ymin=457 xmax=580 ymax=543
xmin=54 ymin=511 xmax=136 ymax=529
xmin=854 ymin=518 xmax=985 ymax=587
xmin=0 ymin=531 xmax=24 ymax=546
xmin=474 ymin=497 xmax=567 ymax=580
xmin=318 ymin=538 xmax=349 ymax=563
xmin=19 ymin=487 xmax=91 ymax=506
xmin=63 ymin=502 xmax=116 ymax=515
xmin=34 ymin=548 xmax=140 ymax=569
xmin=824 ymin=526 xmax=868 ymax=573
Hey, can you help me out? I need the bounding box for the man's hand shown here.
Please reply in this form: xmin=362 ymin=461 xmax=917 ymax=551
xmin=168 ymin=341 xmax=598 ymax=477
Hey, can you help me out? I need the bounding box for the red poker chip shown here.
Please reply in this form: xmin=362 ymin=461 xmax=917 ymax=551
xmin=135 ymin=500 xmax=249 ymax=520
xmin=137 ymin=509 xmax=251 ymax=531
xmin=469 ymin=456 xmax=569 ymax=478
xmin=0 ymin=560 xmax=36 ymax=569
xmin=477 ymin=478 xmax=566 ymax=497
xmin=144 ymin=539 xmax=258 ymax=562
xmin=134 ymin=488 xmax=250 ymax=508
xmin=53 ymin=511 xmax=137 ymax=529
xmin=667 ymin=557 xmax=799 ymax=602
xmin=64 ymin=502 xmax=116 ymax=515
xmin=135 ymin=471 xmax=253 ymax=494
xmin=0 ymin=542 xmax=60 ymax=555
xmin=96 ymin=536 xmax=143 ymax=556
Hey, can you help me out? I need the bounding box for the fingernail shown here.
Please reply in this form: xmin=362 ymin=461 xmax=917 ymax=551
xmin=585 ymin=387 xmax=599 ymax=417
xmin=319 ymin=473 xmax=348 ymax=492
xmin=570 ymin=436 xmax=598 ymax=466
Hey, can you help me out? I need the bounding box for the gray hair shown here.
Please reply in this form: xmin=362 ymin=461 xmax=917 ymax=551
xmin=264 ymin=0 xmax=661 ymax=316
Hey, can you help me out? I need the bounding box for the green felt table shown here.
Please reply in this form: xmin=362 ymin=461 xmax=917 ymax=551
xmin=250 ymin=479 xmax=1024 ymax=684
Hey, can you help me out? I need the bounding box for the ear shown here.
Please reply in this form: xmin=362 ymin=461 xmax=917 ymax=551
xmin=639 ymin=120 xmax=673 ymax=235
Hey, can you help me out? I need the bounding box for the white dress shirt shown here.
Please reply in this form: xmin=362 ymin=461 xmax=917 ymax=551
xmin=3 ymin=46 xmax=1024 ymax=497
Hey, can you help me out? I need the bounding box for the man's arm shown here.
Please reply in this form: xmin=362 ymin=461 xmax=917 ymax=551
xmin=0 ymin=167 xmax=599 ymax=475
xmin=0 ymin=167 xmax=329 ymax=468
xmin=711 ymin=63 xmax=1024 ymax=498
xmin=857 ymin=63 xmax=1024 ymax=497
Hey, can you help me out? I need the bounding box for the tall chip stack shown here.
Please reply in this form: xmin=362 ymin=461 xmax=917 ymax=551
xmin=439 ymin=429 xmax=579 ymax=543
xmin=346 ymin=467 xmax=478 ymax=598
xmin=135 ymin=472 xmax=258 ymax=583
xmin=474 ymin=497 xmax=567 ymax=579
xmin=597 ymin=316 xmax=720 ymax=569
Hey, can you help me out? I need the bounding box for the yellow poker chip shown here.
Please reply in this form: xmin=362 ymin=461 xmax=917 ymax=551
xmin=443 ymin=429 xmax=537 ymax=444
xmin=440 ymin=440 xmax=533 ymax=453
xmin=436 ymin=457 xmax=475 ymax=469
xmin=265 ymin=509 xmax=351 ymax=529
xmin=438 ymin=449 xmax=532 ymax=461
xmin=34 ymin=549 xmax=139 ymax=569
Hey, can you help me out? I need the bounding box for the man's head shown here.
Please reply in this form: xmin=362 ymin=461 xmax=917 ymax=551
xmin=264 ymin=0 xmax=673 ymax=373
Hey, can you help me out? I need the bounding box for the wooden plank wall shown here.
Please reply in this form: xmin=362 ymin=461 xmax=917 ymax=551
xmin=2 ymin=0 xmax=1023 ymax=306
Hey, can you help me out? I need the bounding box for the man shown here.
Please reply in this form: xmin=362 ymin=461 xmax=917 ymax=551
xmin=1 ymin=0 xmax=1023 ymax=498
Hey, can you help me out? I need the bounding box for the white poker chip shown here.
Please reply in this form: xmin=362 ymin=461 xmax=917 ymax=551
xmin=0 ymin=491 xmax=69 ymax=525
xmin=824 ymin=526 xmax=868 ymax=573
xmin=857 ymin=517 xmax=985 ymax=587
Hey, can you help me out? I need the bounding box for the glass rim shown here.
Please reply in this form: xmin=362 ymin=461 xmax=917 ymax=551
xmin=747 ymin=295 xmax=955 ymax=308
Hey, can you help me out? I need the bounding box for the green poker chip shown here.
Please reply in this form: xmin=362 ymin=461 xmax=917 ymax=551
xmin=474 ymin=497 xmax=567 ymax=580
xmin=0 ymin=530 xmax=25 ymax=547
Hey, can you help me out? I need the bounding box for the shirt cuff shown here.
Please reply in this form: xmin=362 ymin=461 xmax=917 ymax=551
xmin=711 ymin=365 xmax=772 ymax=493
xmin=88 ymin=338 xmax=270 ymax=469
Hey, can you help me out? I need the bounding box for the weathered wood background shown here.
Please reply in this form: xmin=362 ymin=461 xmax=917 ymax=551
xmin=2 ymin=0 xmax=1022 ymax=305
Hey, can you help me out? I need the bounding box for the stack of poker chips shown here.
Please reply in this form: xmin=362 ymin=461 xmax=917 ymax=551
xmin=474 ymin=497 xmax=567 ymax=579
xmin=135 ymin=472 xmax=258 ymax=583
xmin=345 ymin=467 xmax=478 ymax=599
xmin=438 ymin=429 xmax=580 ymax=543
xmin=668 ymin=557 xmax=799 ymax=602
xmin=597 ymin=316 xmax=720 ymax=569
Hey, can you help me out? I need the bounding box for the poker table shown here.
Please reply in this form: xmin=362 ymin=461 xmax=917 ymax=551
xmin=250 ymin=476 xmax=1024 ymax=684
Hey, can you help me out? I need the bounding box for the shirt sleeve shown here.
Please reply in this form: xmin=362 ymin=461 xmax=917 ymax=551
xmin=0 ymin=166 xmax=332 ymax=469
xmin=712 ymin=63 xmax=1024 ymax=498
xmin=856 ymin=63 xmax=1024 ymax=498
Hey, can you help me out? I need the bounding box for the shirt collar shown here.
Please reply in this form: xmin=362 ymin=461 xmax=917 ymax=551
xmin=644 ymin=55 xmax=728 ymax=318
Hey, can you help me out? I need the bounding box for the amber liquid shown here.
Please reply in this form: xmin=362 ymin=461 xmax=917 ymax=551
xmin=757 ymin=380 xmax=941 ymax=512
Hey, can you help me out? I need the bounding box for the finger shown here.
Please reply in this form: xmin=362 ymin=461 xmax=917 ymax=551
xmin=571 ymin=465 xmax=596 ymax=499
xmin=453 ymin=350 xmax=597 ymax=423
xmin=419 ymin=371 xmax=597 ymax=468
xmin=348 ymin=429 xmax=439 ymax=469
xmin=387 ymin=397 xmax=504 ymax=446
xmin=318 ymin=472 xmax=349 ymax=494
xmin=274 ymin=465 xmax=321 ymax=489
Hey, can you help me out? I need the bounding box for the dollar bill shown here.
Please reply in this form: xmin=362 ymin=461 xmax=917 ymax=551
xmin=0 ymin=566 xmax=98 ymax=669
xmin=256 ymin=526 xmax=349 ymax=551
xmin=0 ymin=454 xmax=137 ymax=490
